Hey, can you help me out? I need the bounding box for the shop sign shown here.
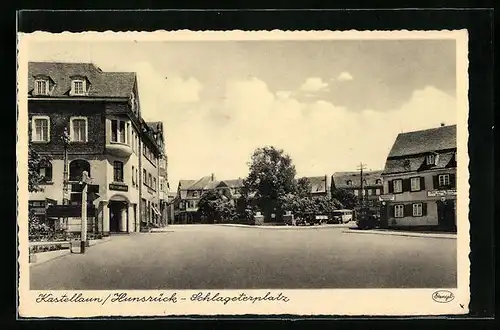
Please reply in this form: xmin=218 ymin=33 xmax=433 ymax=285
xmin=378 ymin=194 xmax=395 ymax=201
xmin=427 ymin=189 xmax=457 ymax=197
xmin=109 ymin=183 xmax=128 ymax=192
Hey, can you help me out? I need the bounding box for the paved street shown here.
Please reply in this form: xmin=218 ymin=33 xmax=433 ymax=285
xmin=30 ymin=225 xmax=457 ymax=290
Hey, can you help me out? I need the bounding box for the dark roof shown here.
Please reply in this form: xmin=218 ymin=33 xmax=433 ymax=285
xmin=222 ymin=178 xmax=244 ymax=188
xmin=304 ymin=176 xmax=328 ymax=194
xmin=383 ymin=151 xmax=455 ymax=175
xmin=387 ymin=125 xmax=457 ymax=158
xmin=28 ymin=62 xmax=136 ymax=98
xmin=188 ymin=176 xmax=217 ymax=190
xmin=332 ymin=170 xmax=383 ymax=189
xmin=146 ymin=121 xmax=163 ymax=134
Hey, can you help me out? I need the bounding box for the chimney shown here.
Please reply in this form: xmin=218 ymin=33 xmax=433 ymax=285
xmin=440 ymin=122 xmax=445 ymax=127
xmin=211 ymin=173 xmax=215 ymax=181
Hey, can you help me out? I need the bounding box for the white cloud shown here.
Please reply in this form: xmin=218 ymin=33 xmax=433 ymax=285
xmin=299 ymin=77 xmax=329 ymax=92
xmin=166 ymin=78 xmax=457 ymax=190
xmin=337 ymin=71 xmax=353 ymax=81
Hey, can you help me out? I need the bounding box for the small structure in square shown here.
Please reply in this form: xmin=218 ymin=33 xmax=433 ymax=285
xmin=380 ymin=124 xmax=457 ymax=231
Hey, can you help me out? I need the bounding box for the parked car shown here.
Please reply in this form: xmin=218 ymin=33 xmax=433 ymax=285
xmin=355 ymin=207 xmax=381 ymax=229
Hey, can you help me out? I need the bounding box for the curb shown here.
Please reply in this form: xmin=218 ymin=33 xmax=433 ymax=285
xmin=341 ymin=229 xmax=457 ymax=239
xmin=29 ymin=250 xmax=72 ymax=268
xmin=217 ymin=224 xmax=353 ymax=230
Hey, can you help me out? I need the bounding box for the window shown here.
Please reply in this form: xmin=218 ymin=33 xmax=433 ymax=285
xmin=438 ymin=174 xmax=450 ymax=186
xmin=193 ymin=191 xmax=198 ymax=198
xmin=111 ymin=119 xmax=127 ymax=144
xmin=353 ymin=190 xmax=359 ymax=196
xmin=131 ymin=166 xmax=135 ymax=185
xmin=363 ymin=180 xmax=367 ymax=186
xmin=39 ymin=161 xmax=53 ymax=182
xmin=375 ymin=188 xmax=381 ymax=195
xmin=70 ymin=117 xmax=88 ymax=142
xmin=160 ymin=180 xmax=163 ymax=192
xmin=410 ymin=177 xmax=421 ymax=191
xmin=394 ymin=205 xmax=404 ymax=218
xmin=412 ymin=203 xmax=423 ymax=217
xmin=153 ymin=177 xmax=157 ymax=191
xmin=31 ymin=116 xmax=50 ymax=142
xmin=346 ymin=180 xmax=352 ymax=186
xmin=393 ymin=179 xmax=403 ymax=193
xmin=113 ymin=161 xmax=124 ymax=182
xmin=136 ymin=169 xmax=139 ymax=187
xmin=71 ymin=79 xmax=86 ymax=96
xmin=69 ymin=160 xmax=90 ymax=182
xmin=34 ymin=79 xmax=49 ymax=95
xmin=362 ymin=189 xmax=366 ymax=196
xmin=148 ymin=173 xmax=152 ymax=187
xmin=426 ymin=154 xmax=436 ymax=165
xmin=143 ymin=169 xmax=147 ymax=184
xmin=367 ymin=189 xmax=372 ymax=196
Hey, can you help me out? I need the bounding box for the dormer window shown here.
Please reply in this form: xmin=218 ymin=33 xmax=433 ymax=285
xmin=72 ymin=79 xmax=85 ymax=95
xmin=34 ymin=79 xmax=49 ymax=96
xmin=426 ymin=154 xmax=436 ymax=166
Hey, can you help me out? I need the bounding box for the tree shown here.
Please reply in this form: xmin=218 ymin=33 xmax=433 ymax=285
xmin=331 ymin=189 xmax=358 ymax=210
xmin=296 ymin=177 xmax=312 ymax=198
xmin=197 ymin=190 xmax=236 ymax=223
xmin=28 ymin=146 xmax=51 ymax=193
xmin=243 ymin=146 xmax=297 ymax=221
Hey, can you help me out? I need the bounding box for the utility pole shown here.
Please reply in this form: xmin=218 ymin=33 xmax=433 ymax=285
xmin=357 ymin=162 xmax=367 ymax=207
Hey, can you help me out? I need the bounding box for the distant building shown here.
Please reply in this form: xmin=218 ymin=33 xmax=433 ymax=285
xmin=331 ymin=170 xmax=384 ymax=208
xmin=380 ymin=124 xmax=457 ymax=230
xmin=27 ymin=61 xmax=165 ymax=235
xmin=302 ymin=175 xmax=331 ymax=198
xmin=174 ymin=174 xmax=244 ymax=223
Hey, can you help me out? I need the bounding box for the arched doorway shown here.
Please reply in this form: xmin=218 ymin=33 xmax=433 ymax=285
xmin=108 ymin=194 xmax=130 ymax=233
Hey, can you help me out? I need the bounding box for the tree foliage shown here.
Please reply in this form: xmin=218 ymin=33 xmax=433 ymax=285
xmin=28 ymin=146 xmax=51 ymax=193
xmin=279 ymin=194 xmax=342 ymax=220
xmin=295 ymin=177 xmax=312 ymax=198
xmin=243 ymin=146 xmax=297 ymax=220
xmin=331 ymin=188 xmax=358 ymax=210
xmin=197 ymin=190 xmax=236 ymax=223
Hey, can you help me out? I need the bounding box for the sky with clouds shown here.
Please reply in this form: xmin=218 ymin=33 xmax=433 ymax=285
xmin=26 ymin=39 xmax=457 ymax=189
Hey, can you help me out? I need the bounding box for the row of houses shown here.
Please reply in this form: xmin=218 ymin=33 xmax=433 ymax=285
xmin=172 ymin=124 xmax=457 ymax=230
xmin=27 ymin=62 xmax=171 ymax=236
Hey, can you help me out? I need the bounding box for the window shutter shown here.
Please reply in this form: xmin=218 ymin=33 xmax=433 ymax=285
xmin=402 ymin=179 xmax=411 ymax=192
xmin=433 ymin=175 xmax=439 ymax=189
xmin=420 ymin=176 xmax=426 ymax=190
xmin=404 ymin=204 xmax=412 ymax=217
xmin=388 ymin=180 xmax=393 ymax=193
xmin=46 ymin=165 xmax=53 ymax=181
xmin=422 ymin=202 xmax=427 ymax=216
xmin=450 ymin=173 xmax=456 ymax=189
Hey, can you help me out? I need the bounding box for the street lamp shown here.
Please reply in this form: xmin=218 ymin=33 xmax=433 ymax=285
xmin=61 ymin=127 xmax=70 ymax=205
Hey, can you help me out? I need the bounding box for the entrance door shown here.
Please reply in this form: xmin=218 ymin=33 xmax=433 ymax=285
xmin=437 ymin=200 xmax=456 ymax=231
xmin=109 ymin=202 xmax=122 ymax=232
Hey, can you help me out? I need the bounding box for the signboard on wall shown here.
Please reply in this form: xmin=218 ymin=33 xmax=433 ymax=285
xmin=427 ymin=189 xmax=457 ymax=197
xmin=109 ymin=183 xmax=128 ymax=192
xmin=378 ymin=194 xmax=395 ymax=201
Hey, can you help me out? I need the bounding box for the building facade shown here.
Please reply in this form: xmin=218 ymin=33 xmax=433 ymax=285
xmin=331 ymin=170 xmax=384 ymax=208
xmin=174 ymin=175 xmax=244 ymax=223
xmin=303 ymin=175 xmax=332 ymax=198
xmin=28 ymin=61 xmax=166 ymax=236
xmin=380 ymin=124 xmax=457 ymax=230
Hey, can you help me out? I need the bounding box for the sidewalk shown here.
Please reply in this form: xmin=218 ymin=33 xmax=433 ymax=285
xmin=341 ymin=228 xmax=457 ymax=239
xmin=29 ymin=237 xmax=113 ymax=267
xmin=215 ymin=223 xmax=353 ymax=230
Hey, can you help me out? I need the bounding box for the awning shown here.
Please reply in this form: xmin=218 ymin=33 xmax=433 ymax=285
xmin=152 ymin=206 xmax=161 ymax=216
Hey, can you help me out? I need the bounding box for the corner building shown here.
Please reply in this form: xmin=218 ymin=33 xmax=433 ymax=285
xmin=28 ymin=62 xmax=165 ymax=235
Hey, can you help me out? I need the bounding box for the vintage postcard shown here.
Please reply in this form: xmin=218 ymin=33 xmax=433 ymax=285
xmin=17 ymin=30 xmax=469 ymax=317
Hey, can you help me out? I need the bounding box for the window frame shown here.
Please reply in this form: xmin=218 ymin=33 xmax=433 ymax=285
xmin=113 ymin=161 xmax=124 ymax=182
xmin=412 ymin=203 xmax=423 ymax=217
xmin=375 ymin=188 xmax=381 ymax=195
xmin=131 ymin=165 xmax=135 ymax=186
xmin=71 ymin=79 xmax=86 ymax=96
xmin=34 ymin=79 xmax=49 ymax=96
xmin=31 ymin=115 xmax=50 ymax=142
xmin=426 ymin=154 xmax=436 ymax=166
xmin=69 ymin=116 xmax=88 ymax=142
xmin=438 ymin=174 xmax=450 ymax=187
xmin=110 ymin=119 xmax=128 ymax=144
xmin=394 ymin=204 xmax=404 ymax=218
xmin=39 ymin=161 xmax=53 ymax=183
xmin=410 ymin=177 xmax=421 ymax=192
xmin=393 ymin=179 xmax=403 ymax=193
xmin=353 ymin=189 xmax=359 ymax=196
